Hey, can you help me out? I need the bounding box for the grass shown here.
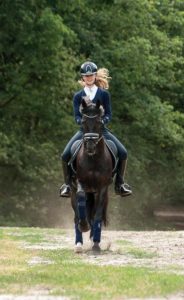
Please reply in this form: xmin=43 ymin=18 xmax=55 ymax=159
xmin=126 ymin=247 xmax=157 ymax=259
xmin=116 ymin=239 xmax=157 ymax=259
xmin=0 ymin=227 xmax=184 ymax=299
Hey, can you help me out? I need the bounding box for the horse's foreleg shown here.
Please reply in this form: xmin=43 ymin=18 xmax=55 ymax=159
xmin=72 ymin=193 xmax=83 ymax=252
xmin=74 ymin=222 xmax=83 ymax=253
xmin=76 ymin=182 xmax=86 ymax=220
xmin=76 ymin=182 xmax=90 ymax=232
xmin=92 ymin=219 xmax=102 ymax=243
xmin=75 ymin=220 xmax=83 ymax=244
xmin=91 ymin=219 xmax=102 ymax=252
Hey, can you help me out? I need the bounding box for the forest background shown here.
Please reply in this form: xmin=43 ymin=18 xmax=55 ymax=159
xmin=0 ymin=0 xmax=184 ymax=227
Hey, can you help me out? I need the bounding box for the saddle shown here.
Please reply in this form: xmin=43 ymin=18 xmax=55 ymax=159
xmin=68 ymin=139 xmax=118 ymax=174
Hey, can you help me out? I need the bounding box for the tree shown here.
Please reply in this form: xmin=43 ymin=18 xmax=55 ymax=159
xmin=1 ymin=0 xmax=184 ymax=226
xmin=0 ymin=0 xmax=79 ymax=224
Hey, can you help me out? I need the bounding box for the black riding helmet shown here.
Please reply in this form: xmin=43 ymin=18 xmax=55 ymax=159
xmin=80 ymin=61 xmax=98 ymax=76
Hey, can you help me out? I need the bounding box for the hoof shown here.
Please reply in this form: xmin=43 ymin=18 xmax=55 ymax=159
xmin=92 ymin=242 xmax=101 ymax=253
xmin=75 ymin=242 xmax=83 ymax=253
xmin=78 ymin=219 xmax=90 ymax=233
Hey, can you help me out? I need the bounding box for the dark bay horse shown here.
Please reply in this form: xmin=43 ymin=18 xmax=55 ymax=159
xmin=71 ymin=99 xmax=113 ymax=253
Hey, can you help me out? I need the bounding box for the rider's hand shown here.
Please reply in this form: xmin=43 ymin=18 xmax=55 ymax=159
xmin=101 ymin=116 xmax=109 ymax=124
xmin=76 ymin=118 xmax=82 ymax=125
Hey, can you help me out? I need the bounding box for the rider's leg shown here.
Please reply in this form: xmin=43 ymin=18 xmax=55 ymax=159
xmin=60 ymin=160 xmax=72 ymax=197
xmin=60 ymin=130 xmax=83 ymax=197
xmin=114 ymin=159 xmax=132 ymax=197
xmin=102 ymin=128 xmax=132 ymax=197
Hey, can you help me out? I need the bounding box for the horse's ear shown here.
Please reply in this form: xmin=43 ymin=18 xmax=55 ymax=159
xmin=81 ymin=98 xmax=87 ymax=108
xmin=96 ymin=99 xmax=101 ymax=109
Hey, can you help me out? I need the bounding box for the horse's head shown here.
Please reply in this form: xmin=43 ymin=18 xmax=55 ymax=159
xmin=81 ymin=98 xmax=103 ymax=133
xmin=80 ymin=98 xmax=103 ymax=156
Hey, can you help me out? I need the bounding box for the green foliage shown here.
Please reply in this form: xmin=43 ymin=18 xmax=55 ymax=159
xmin=0 ymin=0 xmax=184 ymax=225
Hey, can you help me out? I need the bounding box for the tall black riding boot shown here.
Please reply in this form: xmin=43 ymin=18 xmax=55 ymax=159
xmin=59 ymin=161 xmax=72 ymax=197
xmin=114 ymin=159 xmax=132 ymax=197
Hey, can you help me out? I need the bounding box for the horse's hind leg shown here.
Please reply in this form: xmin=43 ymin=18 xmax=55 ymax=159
xmin=92 ymin=187 xmax=108 ymax=252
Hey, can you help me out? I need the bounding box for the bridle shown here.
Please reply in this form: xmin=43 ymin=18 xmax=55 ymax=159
xmin=82 ymin=113 xmax=103 ymax=155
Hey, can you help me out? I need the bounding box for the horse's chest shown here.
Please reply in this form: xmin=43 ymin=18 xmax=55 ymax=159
xmin=79 ymin=158 xmax=110 ymax=172
xmin=77 ymin=158 xmax=111 ymax=183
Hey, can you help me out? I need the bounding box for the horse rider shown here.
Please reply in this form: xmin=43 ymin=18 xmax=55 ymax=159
xmin=60 ymin=61 xmax=132 ymax=198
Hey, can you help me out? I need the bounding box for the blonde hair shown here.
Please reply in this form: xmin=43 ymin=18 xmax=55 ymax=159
xmin=78 ymin=67 xmax=111 ymax=89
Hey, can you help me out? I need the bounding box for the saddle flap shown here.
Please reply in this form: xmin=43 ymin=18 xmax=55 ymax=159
xmin=71 ymin=140 xmax=82 ymax=156
xmin=104 ymin=139 xmax=118 ymax=173
xmin=68 ymin=140 xmax=83 ymax=170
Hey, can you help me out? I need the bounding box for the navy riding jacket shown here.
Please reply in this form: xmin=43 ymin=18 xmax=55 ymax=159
xmin=73 ymin=87 xmax=112 ymax=125
xmin=61 ymin=87 xmax=127 ymax=161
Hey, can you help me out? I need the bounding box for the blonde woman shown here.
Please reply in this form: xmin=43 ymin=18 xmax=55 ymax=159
xmin=60 ymin=61 xmax=132 ymax=197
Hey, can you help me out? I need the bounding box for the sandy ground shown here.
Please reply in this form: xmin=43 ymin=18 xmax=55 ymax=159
xmin=1 ymin=229 xmax=184 ymax=300
xmin=22 ymin=229 xmax=184 ymax=273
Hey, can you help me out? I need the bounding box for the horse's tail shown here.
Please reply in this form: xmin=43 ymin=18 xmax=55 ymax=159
xmin=86 ymin=191 xmax=109 ymax=227
xmin=86 ymin=193 xmax=95 ymax=225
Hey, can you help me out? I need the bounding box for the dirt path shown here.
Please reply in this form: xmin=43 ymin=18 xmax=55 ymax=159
xmin=81 ymin=230 xmax=184 ymax=272
xmin=2 ymin=229 xmax=184 ymax=300
xmin=23 ymin=229 xmax=184 ymax=273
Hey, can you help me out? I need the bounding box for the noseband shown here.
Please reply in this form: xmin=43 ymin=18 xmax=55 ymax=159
xmin=82 ymin=114 xmax=99 ymax=119
xmin=83 ymin=133 xmax=103 ymax=156
xmin=83 ymin=133 xmax=102 ymax=143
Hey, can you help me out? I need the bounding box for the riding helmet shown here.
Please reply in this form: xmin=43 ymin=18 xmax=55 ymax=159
xmin=80 ymin=61 xmax=98 ymax=76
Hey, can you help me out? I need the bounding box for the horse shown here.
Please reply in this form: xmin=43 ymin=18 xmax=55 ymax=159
xmin=70 ymin=98 xmax=114 ymax=253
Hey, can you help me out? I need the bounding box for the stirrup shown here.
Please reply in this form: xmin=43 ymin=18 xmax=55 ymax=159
xmin=115 ymin=183 xmax=132 ymax=197
xmin=59 ymin=184 xmax=71 ymax=197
